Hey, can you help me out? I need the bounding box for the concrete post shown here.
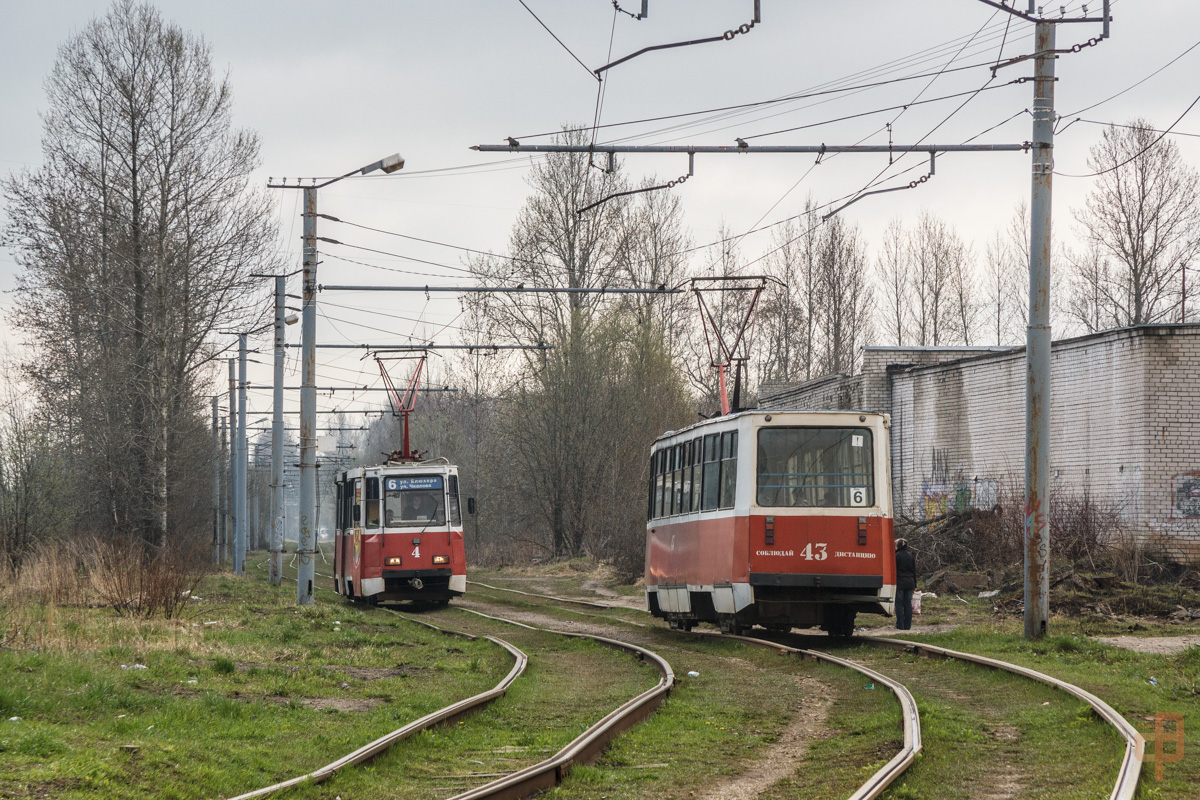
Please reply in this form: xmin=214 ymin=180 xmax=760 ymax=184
xmin=227 ymin=360 xmax=237 ymax=569
xmin=298 ymin=186 xmax=318 ymax=605
xmin=236 ymin=333 xmax=249 ymax=575
xmin=271 ymin=276 xmax=286 ymax=586
xmin=1024 ymin=20 xmax=1055 ymax=640
xmin=212 ymin=397 xmax=220 ymax=564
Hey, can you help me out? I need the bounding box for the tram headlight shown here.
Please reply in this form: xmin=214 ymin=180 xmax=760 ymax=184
xmin=385 ymin=557 xmax=402 ymax=566
xmin=432 ymin=555 xmax=449 ymax=565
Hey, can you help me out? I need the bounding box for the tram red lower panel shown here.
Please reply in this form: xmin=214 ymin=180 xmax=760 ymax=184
xmin=648 ymin=514 xmax=894 ymax=589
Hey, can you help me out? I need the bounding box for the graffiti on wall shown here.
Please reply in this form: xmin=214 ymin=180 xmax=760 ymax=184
xmin=1172 ymin=472 xmax=1200 ymax=519
xmin=922 ymin=477 xmax=1002 ymax=518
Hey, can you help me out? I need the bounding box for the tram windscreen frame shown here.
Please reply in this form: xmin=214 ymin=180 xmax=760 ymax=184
xmin=383 ymin=475 xmax=446 ymax=527
xmin=756 ymin=427 xmax=874 ymax=508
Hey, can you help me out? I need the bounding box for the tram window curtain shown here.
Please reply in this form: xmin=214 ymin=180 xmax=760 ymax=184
xmin=365 ymin=478 xmax=381 ymax=529
xmin=335 ymin=482 xmax=344 ymax=530
xmin=719 ymin=431 xmax=738 ymax=509
xmin=655 ymin=452 xmax=665 ymax=519
xmin=673 ymin=443 xmax=686 ymax=514
xmin=701 ymin=434 xmax=720 ymax=511
xmin=647 ymin=455 xmax=656 ymax=520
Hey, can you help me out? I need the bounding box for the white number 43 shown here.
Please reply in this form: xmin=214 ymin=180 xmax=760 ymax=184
xmin=801 ymin=543 xmax=827 ymax=561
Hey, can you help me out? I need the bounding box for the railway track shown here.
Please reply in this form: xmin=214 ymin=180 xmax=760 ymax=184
xmin=245 ymin=558 xmax=672 ymax=799
xmin=473 ymin=576 xmax=1147 ymax=800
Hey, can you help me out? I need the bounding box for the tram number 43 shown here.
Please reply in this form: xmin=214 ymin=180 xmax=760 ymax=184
xmin=800 ymin=543 xmax=828 ymax=561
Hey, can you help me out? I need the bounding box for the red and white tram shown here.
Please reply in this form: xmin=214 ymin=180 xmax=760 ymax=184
xmin=334 ymin=461 xmax=467 ymax=606
xmin=645 ymin=409 xmax=895 ymax=637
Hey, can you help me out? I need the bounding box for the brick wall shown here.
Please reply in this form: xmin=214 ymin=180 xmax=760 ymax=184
xmin=758 ymin=326 xmax=1200 ymax=563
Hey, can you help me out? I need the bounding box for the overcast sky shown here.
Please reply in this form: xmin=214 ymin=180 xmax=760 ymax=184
xmin=2 ymin=0 xmax=1198 ymax=423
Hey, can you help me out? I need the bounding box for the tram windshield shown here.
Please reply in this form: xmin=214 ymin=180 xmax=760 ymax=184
xmin=756 ymin=427 xmax=874 ymax=508
xmin=383 ymin=475 xmax=446 ymax=527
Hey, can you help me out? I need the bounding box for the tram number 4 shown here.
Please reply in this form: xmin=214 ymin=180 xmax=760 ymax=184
xmin=412 ymin=545 xmax=420 ymax=558
xmin=800 ymin=543 xmax=828 ymax=561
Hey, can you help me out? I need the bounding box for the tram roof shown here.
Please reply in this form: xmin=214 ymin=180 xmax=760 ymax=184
xmin=652 ymin=408 xmax=886 ymax=446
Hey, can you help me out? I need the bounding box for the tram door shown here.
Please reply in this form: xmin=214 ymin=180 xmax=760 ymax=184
xmin=334 ymin=479 xmax=343 ymax=586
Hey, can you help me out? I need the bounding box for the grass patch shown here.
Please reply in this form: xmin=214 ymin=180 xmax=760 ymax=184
xmin=0 ymin=556 xmax=512 ymax=800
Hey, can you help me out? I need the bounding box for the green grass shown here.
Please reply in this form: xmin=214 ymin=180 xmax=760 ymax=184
xmin=0 ymin=560 xmax=513 ymax=800
xmin=293 ymin=625 xmax=661 ymax=799
xmin=472 ymin=560 xmax=1200 ymax=799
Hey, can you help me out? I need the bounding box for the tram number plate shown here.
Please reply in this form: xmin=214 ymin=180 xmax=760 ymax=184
xmin=800 ymin=543 xmax=828 ymax=561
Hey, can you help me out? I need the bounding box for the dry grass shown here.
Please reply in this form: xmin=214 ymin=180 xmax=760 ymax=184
xmin=0 ymin=536 xmax=212 ymax=651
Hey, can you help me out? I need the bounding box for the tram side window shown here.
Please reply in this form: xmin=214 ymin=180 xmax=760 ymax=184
xmin=672 ymin=448 xmax=681 ymax=515
xmin=447 ymin=475 xmax=462 ymax=527
xmin=365 ymin=478 xmax=380 ymax=529
xmin=654 ymin=452 xmax=665 ymax=518
xmin=335 ymin=482 xmax=344 ymax=530
xmin=719 ymin=431 xmax=738 ymax=509
xmin=686 ymin=441 xmax=696 ymax=510
xmin=647 ymin=455 xmax=656 ymax=520
xmin=673 ymin=443 xmax=685 ymax=514
xmin=701 ymin=434 xmax=720 ymax=510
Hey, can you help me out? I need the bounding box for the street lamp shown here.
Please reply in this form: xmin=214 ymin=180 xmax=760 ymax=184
xmin=271 ymin=153 xmax=405 ymax=606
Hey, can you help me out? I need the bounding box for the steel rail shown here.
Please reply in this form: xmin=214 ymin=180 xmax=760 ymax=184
xmin=469 ymin=579 xmax=1143 ymax=799
xmin=695 ymin=631 xmax=921 ymax=800
xmin=468 ymin=579 xmax=613 ymax=609
xmin=227 ymin=631 xmax=525 ymax=800
xmin=444 ymin=607 xmax=675 ymax=800
xmin=856 ymin=636 xmax=1145 ymax=800
xmin=229 ymin=566 xmax=528 ymax=800
xmin=465 ymin=583 xmax=918 ymax=800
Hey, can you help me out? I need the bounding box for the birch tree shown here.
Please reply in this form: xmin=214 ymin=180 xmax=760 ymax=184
xmin=2 ymin=1 xmax=278 ymax=548
xmin=1069 ymin=120 xmax=1200 ymax=328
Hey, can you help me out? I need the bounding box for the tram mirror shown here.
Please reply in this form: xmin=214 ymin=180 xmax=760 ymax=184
xmin=467 ymin=497 xmax=476 ymax=515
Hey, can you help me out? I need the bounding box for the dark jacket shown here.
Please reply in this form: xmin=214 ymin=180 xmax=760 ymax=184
xmin=895 ymin=546 xmax=917 ymax=591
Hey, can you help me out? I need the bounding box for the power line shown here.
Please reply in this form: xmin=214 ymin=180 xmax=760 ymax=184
xmin=515 ymin=0 xmax=599 ymax=82
xmin=1055 ymin=91 xmax=1200 ymax=178
xmin=1060 ymin=36 xmax=1200 ymax=118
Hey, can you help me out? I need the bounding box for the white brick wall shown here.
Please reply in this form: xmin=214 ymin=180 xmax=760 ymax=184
xmin=758 ymin=326 xmax=1200 ymax=563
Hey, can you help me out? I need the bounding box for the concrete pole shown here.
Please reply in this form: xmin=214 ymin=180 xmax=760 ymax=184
xmin=298 ymin=186 xmax=318 ymax=605
xmin=252 ymin=494 xmax=260 ymax=554
xmin=212 ymin=396 xmax=220 ymax=564
xmin=236 ymin=333 xmax=249 ymax=575
xmin=271 ymin=276 xmax=286 ymax=586
xmin=220 ymin=417 xmax=228 ymax=563
xmin=1024 ymin=20 xmax=1055 ymax=640
xmin=227 ymin=359 xmax=237 ymax=568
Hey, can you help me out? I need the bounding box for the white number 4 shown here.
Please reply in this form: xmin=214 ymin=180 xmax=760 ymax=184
xmin=801 ymin=543 xmax=827 ymax=561
xmin=412 ymin=545 xmax=420 ymax=558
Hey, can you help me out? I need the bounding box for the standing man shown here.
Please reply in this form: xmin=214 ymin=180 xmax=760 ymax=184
xmin=895 ymin=538 xmax=916 ymax=631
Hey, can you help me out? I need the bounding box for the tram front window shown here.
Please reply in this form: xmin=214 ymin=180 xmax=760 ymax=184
xmin=756 ymin=427 xmax=874 ymax=508
xmin=383 ymin=475 xmax=446 ymax=527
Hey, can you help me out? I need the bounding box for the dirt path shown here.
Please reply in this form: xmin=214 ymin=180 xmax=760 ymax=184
xmin=697 ymin=675 xmax=832 ymax=800
xmin=456 ymin=596 xmax=839 ymax=798
xmin=1094 ymin=634 xmax=1200 ymax=655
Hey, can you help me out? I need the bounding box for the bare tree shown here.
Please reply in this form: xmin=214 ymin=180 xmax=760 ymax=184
xmin=815 ymin=214 xmax=873 ymax=374
xmin=946 ymin=236 xmax=979 ymax=346
xmin=2 ymin=1 xmax=278 ymax=548
xmin=981 ymin=231 xmax=1021 ymax=345
xmin=1069 ymin=120 xmax=1200 ymax=328
xmin=875 ymin=218 xmax=910 ymax=347
xmin=907 ymin=211 xmax=955 ymax=346
xmin=470 ymin=131 xmax=694 ymax=559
